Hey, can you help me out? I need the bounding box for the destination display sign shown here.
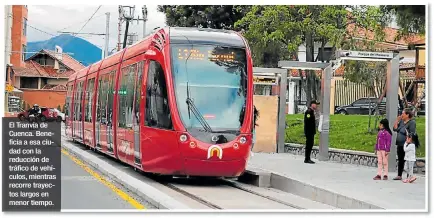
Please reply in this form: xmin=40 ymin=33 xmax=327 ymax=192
xmin=177 ymin=48 xmax=236 ymax=62
xmin=253 ymin=76 xmax=277 ymax=85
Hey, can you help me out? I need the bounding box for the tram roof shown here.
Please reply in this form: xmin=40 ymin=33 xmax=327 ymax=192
xmin=169 ymin=27 xmax=246 ymax=48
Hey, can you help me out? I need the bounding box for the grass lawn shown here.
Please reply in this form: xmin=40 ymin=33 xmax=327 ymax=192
xmin=285 ymin=114 xmax=426 ymax=158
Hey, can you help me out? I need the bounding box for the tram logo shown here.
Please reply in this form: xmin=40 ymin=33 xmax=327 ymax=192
xmin=207 ymin=145 xmax=223 ymax=160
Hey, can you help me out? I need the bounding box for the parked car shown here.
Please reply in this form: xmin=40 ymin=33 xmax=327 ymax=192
xmin=52 ymin=108 xmax=65 ymax=122
xmin=335 ymin=97 xmax=403 ymax=115
xmin=18 ymin=107 xmax=63 ymax=122
xmin=417 ymin=97 xmax=425 ymax=116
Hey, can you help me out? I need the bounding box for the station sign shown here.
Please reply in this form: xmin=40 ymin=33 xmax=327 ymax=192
xmin=253 ymin=76 xmax=277 ymax=85
xmin=339 ymin=51 xmax=394 ymax=59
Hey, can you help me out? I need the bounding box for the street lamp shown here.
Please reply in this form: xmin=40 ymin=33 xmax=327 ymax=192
xmin=121 ymin=5 xmax=135 ymax=48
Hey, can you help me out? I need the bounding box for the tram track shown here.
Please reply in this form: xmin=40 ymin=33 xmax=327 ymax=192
xmin=61 ymin=125 xmax=300 ymax=210
xmin=150 ymin=175 xmax=297 ymax=209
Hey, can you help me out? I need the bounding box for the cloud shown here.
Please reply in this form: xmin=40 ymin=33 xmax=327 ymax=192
xmin=26 ymin=5 xmax=166 ymax=52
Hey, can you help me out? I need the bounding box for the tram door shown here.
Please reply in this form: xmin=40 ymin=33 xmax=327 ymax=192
xmin=96 ymin=71 xmax=115 ymax=154
xmin=133 ymin=61 xmax=144 ymax=166
xmin=117 ymin=63 xmax=138 ymax=164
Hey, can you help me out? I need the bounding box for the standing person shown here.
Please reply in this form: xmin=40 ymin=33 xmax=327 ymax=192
xmin=373 ymin=119 xmax=392 ymax=180
xmin=304 ymin=100 xmax=319 ymax=164
xmin=393 ymin=108 xmax=417 ymax=180
xmin=251 ymin=106 xmax=259 ymax=157
xmin=403 ymin=132 xmax=419 ymax=183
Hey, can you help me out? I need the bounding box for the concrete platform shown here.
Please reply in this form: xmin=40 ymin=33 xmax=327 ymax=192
xmin=61 ymin=140 xmax=190 ymax=210
xmin=245 ymin=153 xmax=427 ymax=210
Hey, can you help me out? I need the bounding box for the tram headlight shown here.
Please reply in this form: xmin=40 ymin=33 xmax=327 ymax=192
xmin=180 ymin=134 xmax=188 ymax=142
xmin=189 ymin=141 xmax=197 ymax=148
xmin=239 ymin=136 xmax=247 ymax=144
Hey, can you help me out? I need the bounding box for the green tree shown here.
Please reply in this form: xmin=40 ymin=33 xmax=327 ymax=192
xmin=235 ymin=5 xmax=389 ymax=105
xmin=157 ymin=5 xmax=251 ymax=29
xmin=157 ymin=5 xmax=284 ymax=67
xmin=381 ymin=5 xmax=425 ymax=38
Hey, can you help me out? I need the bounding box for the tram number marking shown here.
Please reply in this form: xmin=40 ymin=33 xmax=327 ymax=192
xmin=207 ymin=145 xmax=223 ymax=160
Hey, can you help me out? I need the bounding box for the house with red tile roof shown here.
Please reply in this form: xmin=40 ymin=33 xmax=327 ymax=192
xmin=8 ymin=47 xmax=85 ymax=112
xmin=11 ymin=48 xmax=84 ymax=90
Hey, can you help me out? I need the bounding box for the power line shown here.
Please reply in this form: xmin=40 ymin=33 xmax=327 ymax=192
xmin=28 ymin=24 xmax=56 ymax=37
xmin=58 ymin=31 xmax=106 ymax=36
xmin=57 ymin=13 xmax=106 ymax=32
xmin=60 ymin=5 xmax=102 ymax=48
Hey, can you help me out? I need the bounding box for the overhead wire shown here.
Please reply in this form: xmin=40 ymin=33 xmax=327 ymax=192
xmin=59 ymin=5 xmax=102 ymax=49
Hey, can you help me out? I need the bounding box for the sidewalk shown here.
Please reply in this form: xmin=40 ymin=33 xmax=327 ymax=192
xmin=247 ymin=153 xmax=426 ymax=210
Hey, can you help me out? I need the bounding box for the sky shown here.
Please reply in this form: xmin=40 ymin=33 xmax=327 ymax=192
xmin=26 ymin=5 xmax=167 ymax=52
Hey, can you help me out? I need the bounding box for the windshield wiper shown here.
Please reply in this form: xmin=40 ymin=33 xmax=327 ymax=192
xmin=211 ymin=130 xmax=240 ymax=134
xmin=185 ymin=82 xmax=214 ymax=133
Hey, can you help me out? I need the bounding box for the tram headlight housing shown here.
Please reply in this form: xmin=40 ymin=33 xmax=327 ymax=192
xmin=180 ymin=134 xmax=188 ymax=142
xmin=233 ymin=143 xmax=239 ymax=149
xmin=239 ymin=136 xmax=247 ymax=144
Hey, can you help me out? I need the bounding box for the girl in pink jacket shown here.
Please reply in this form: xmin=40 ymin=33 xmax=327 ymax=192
xmin=374 ymin=119 xmax=393 ymax=180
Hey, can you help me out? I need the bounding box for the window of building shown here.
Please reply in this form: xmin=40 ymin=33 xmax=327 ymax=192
xmin=23 ymin=18 xmax=27 ymax=36
xmin=22 ymin=45 xmax=26 ymax=61
xmin=145 ymin=60 xmax=172 ymax=129
xmin=20 ymin=77 xmax=38 ymax=89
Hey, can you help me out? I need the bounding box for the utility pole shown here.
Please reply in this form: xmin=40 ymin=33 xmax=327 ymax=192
xmin=142 ymin=5 xmax=148 ymax=38
xmin=119 ymin=5 xmax=135 ymax=49
xmin=117 ymin=6 xmax=123 ymax=51
xmin=123 ymin=19 xmax=130 ymax=49
xmin=117 ymin=5 xmax=148 ymax=51
xmin=104 ymin=12 xmax=110 ymax=58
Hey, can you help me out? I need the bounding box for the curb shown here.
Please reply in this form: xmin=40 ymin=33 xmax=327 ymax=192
xmin=243 ymin=167 xmax=384 ymax=210
xmin=62 ymin=142 xmax=190 ymax=210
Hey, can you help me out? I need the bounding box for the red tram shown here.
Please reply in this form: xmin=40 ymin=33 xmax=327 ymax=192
xmin=65 ymin=27 xmax=254 ymax=177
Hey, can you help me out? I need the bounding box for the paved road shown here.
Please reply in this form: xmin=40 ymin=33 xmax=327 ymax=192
xmin=60 ymin=127 xmax=153 ymax=210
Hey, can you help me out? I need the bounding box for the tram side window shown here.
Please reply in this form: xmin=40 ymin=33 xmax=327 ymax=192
xmin=81 ymin=82 xmax=85 ymax=121
xmin=135 ymin=61 xmax=144 ymax=125
xmin=119 ymin=64 xmax=137 ymax=129
xmin=78 ymin=82 xmax=84 ymax=121
xmin=126 ymin=64 xmax=137 ymax=128
xmin=85 ymin=78 xmax=95 ymax=122
xmin=100 ymin=74 xmax=108 ymax=124
xmin=75 ymin=82 xmax=82 ymax=122
xmin=107 ymin=71 xmax=115 ymax=125
xmin=118 ymin=67 xmax=128 ymax=128
xmin=65 ymin=85 xmax=72 ymax=117
xmin=96 ymin=78 xmax=102 ymax=123
xmin=145 ymin=60 xmax=172 ymax=130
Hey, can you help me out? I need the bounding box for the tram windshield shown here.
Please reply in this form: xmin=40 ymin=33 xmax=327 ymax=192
xmin=171 ymin=44 xmax=248 ymax=133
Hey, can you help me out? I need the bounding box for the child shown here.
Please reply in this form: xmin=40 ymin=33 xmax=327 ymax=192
xmin=374 ymin=119 xmax=392 ymax=180
xmin=403 ymin=132 xmax=419 ymax=183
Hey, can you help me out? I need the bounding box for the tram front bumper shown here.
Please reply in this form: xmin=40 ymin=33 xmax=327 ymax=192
xmin=183 ymin=158 xmax=247 ymax=177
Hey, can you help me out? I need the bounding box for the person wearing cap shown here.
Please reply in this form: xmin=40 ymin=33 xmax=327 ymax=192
xmin=29 ymin=104 xmax=41 ymax=116
xmin=304 ymin=100 xmax=319 ymax=164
